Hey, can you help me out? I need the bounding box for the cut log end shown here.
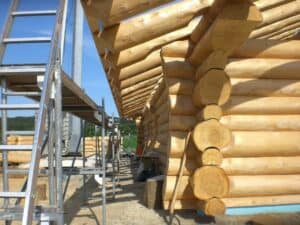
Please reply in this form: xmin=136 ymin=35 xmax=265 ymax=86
xmin=192 ymin=119 xmax=232 ymax=152
xmin=193 ymin=69 xmax=231 ymax=107
xmin=197 ymin=104 xmax=223 ymax=121
xmin=197 ymin=198 xmax=226 ymax=216
xmin=192 ymin=166 xmax=229 ymax=200
xmin=200 ymin=148 xmax=223 ymax=166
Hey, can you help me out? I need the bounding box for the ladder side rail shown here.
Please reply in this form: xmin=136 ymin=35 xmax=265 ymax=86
xmin=101 ymin=98 xmax=106 ymax=225
xmin=0 ymin=0 xmax=19 ymax=64
xmin=22 ymin=0 xmax=67 ymax=224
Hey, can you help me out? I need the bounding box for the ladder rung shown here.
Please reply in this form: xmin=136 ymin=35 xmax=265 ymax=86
xmin=0 ymin=104 xmax=39 ymax=110
xmin=0 ymin=145 xmax=33 ymax=151
xmin=0 ymin=192 xmax=26 ymax=198
xmin=0 ymin=65 xmax=46 ymax=75
xmin=3 ymin=37 xmax=51 ymax=44
xmin=12 ymin=10 xmax=57 ymax=16
xmin=7 ymin=169 xmax=28 ymax=175
xmin=3 ymin=91 xmax=41 ymax=96
xmin=7 ymin=130 xmax=35 ymax=136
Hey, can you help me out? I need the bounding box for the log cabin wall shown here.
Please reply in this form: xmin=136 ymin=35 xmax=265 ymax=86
xmin=82 ymin=0 xmax=300 ymax=216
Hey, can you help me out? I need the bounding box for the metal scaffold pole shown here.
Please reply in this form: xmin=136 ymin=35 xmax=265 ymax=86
xmin=101 ymin=98 xmax=106 ymax=225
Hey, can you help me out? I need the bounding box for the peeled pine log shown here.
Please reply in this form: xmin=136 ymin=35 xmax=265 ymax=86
xmin=231 ymin=78 xmax=300 ymax=97
xmin=120 ymin=67 xmax=162 ymax=89
xmin=193 ymin=69 xmax=231 ymax=106
xmin=223 ymin=96 xmax=300 ymax=115
xmin=107 ymin=18 xmax=200 ymax=67
xmin=162 ymin=58 xmax=195 ymax=80
xmin=191 ymin=166 xmax=229 ymax=200
xmin=161 ymin=40 xmax=194 ymax=58
xmin=197 ymin=105 xmax=223 ymax=121
xmin=164 ymin=195 xmax=300 ymax=210
xmin=223 ymin=195 xmax=300 ymax=208
xmin=121 ymin=75 xmax=161 ymax=96
xmin=169 ymin=115 xmax=196 ymax=131
xmin=168 ymin=131 xmax=197 ymax=158
xmin=122 ymin=84 xmax=156 ymax=100
xmin=163 ymin=175 xmax=194 ymax=200
xmin=119 ymin=50 xmax=161 ymax=80
xmin=99 ymin=0 xmax=211 ymax=51
xmin=233 ymin=39 xmax=300 ymax=59
xmin=221 ymin=115 xmax=300 ymax=131
xmin=167 ymin=78 xmax=194 ymax=95
xmin=258 ymin=0 xmax=300 ymax=27
xmin=192 ymin=120 xmax=232 ymax=152
xmin=222 ymin=131 xmax=300 ymax=157
xmin=195 ymin=50 xmax=228 ymax=79
xmin=254 ymin=0 xmax=294 ymax=10
xmin=228 ymin=175 xmax=300 ymax=198
xmin=271 ymin=28 xmax=299 ymax=40
xmin=200 ymin=148 xmax=223 ymax=166
xmin=169 ymin=95 xmax=197 ymax=116
xmin=168 ymin=156 xmax=300 ymax=176
xmin=81 ymin=0 xmax=173 ymax=27
xmin=261 ymin=22 xmax=300 ymax=39
xmin=222 ymin=156 xmax=300 ymax=176
xmin=250 ymin=14 xmax=300 ymax=38
xmin=225 ymin=58 xmax=300 ymax=79
xmin=189 ymin=1 xmax=262 ymax=65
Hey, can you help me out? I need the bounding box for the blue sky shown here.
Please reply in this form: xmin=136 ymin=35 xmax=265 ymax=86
xmin=0 ymin=0 xmax=118 ymax=117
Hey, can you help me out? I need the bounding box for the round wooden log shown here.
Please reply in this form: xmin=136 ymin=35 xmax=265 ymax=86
xmin=258 ymin=1 xmax=300 ymax=27
xmin=221 ymin=115 xmax=300 ymax=131
xmin=228 ymin=175 xmax=300 ymax=197
xmin=189 ymin=1 xmax=262 ymax=65
xmin=195 ymin=50 xmax=228 ymax=80
xmin=254 ymin=0 xmax=292 ymax=11
xmin=162 ymin=58 xmax=195 ymax=80
xmin=169 ymin=95 xmax=197 ymax=116
xmin=119 ymin=50 xmax=161 ymax=80
xmin=81 ymin=0 xmax=173 ymax=27
xmin=167 ymin=78 xmax=194 ymax=95
xmin=231 ymin=78 xmax=300 ymax=97
xmin=233 ymin=39 xmax=300 ymax=59
xmin=167 ymin=158 xmax=197 ymax=176
xmin=222 ymin=156 xmax=300 ymax=175
xmin=193 ymin=69 xmax=231 ymax=106
xmin=261 ymin=22 xmax=300 ymax=39
xmin=223 ymin=195 xmax=300 ymax=208
xmin=169 ymin=115 xmax=196 ymax=131
xmin=197 ymin=105 xmax=223 ymax=121
xmin=222 ymin=131 xmax=300 ymax=157
xmin=223 ymin=96 xmax=300 ymax=115
xmin=163 ymin=175 xmax=194 ymax=200
xmin=225 ymin=58 xmax=300 ymax=80
xmin=192 ymin=120 xmax=232 ymax=152
xmin=120 ymin=66 xmax=162 ymax=89
xmin=191 ymin=166 xmax=229 ymax=200
xmin=250 ymin=14 xmax=300 ymax=38
xmin=107 ymin=18 xmax=200 ymax=67
xmin=197 ymin=198 xmax=226 ymax=216
xmin=99 ymin=0 xmax=210 ymax=51
xmin=169 ymin=131 xmax=197 ymax=158
xmin=200 ymin=148 xmax=223 ymax=166
xmin=161 ymin=40 xmax=194 ymax=58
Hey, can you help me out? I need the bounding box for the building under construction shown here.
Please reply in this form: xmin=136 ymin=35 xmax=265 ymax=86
xmin=1 ymin=0 xmax=300 ymax=224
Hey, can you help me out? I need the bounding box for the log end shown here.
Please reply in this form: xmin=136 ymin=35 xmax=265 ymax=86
xmin=201 ymin=147 xmax=223 ymax=166
xmin=192 ymin=119 xmax=232 ymax=151
xmin=197 ymin=198 xmax=226 ymax=216
xmin=192 ymin=166 xmax=229 ymax=200
xmin=197 ymin=104 xmax=223 ymax=121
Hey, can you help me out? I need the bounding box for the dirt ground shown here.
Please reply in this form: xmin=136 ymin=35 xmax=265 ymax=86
xmin=2 ymin=157 xmax=300 ymax=225
xmin=63 ymin=158 xmax=300 ymax=225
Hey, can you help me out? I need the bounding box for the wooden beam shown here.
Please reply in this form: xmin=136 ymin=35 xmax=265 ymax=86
xmin=122 ymin=85 xmax=156 ymax=100
xmin=259 ymin=1 xmax=300 ymax=27
xmin=81 ymin=0 xmax=173 ymax=27
xmin=106 ymin=18 xmax=200 ymax=68
xmin=270 ymin=28 xmax=299 ymax=40
xmin=263 ymin=22 xmax=300 ymax=38
xmin=250 ymin=14 xmax=300 ymax=38
xmin=120 ymin=67 xmax=162 ymax=89
xmin=121 ymin=76 xmax=161 ymax=96
xmin=254 ymin=0 xmax=295 ymax=11
xmin=98 ymin=0 xmax=212 ymax=51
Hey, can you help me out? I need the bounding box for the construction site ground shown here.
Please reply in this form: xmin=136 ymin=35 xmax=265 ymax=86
xmin=2 ymin=157 xmax=300 ymax=225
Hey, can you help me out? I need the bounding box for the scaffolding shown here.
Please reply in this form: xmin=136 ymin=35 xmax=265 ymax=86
xmin=0 ymin=0 xmax=113 ymax=224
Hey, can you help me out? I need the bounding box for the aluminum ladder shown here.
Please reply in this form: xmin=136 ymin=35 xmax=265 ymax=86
xmin=0 ymin=0 xmax=66 ymax=224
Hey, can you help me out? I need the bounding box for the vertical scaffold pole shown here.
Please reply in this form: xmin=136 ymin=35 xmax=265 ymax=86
xmin=101 ymin=98 xmax=106 ymax=225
